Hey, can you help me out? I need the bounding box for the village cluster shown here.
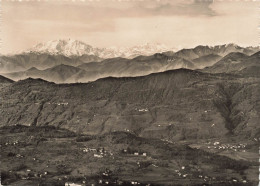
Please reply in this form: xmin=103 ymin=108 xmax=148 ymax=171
xmin=46 ymin=102 xmax=69 ymax=106
xmin=64 ymin=167 xmax=146 ymax=186
xmin=4 ymin=140 xmax=20 ymax=146
xmin=206 ymin=141 xmax=247 ymax=152
xmin=81 ymin=147 xmax=113 ymax=158
xmin=65 ymin=180 xmax=145 ymax=186
xmin=81 ymin=146 xmax=149 ymax=159
xmin=174 ymin=166 xmax=247 ymax=184
xmin=122 ymin=149 xmax=147 ymax=157
xmin=135 ymin=108 xmax=149 ymax=112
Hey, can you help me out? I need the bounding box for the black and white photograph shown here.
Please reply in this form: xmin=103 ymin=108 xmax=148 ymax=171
xmin=0 ymin=0 xmax=259 ymax=185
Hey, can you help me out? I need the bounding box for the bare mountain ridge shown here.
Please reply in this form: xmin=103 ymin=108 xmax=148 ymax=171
xmin=1 ymin=43 xmax=258 ymax=73
xmin=168 ymin=44 xmax=259 ymax=60
xmin=0 ymin=75 xmax=14 ymax=83
xmin=3 ymin=53 xmax=196 ymax=83
xmin=203 ymin=51 xmax=260 ymax=74
xmin=1 ymin=44 xmax=259 ymax=83
xmin=24 ymin=39 xmax=175 ymax=58
xmin=3 ymin=49 xmax=259 ymax=83
xmin=3 ymin=64 xmax=89 ymax=83
xmin=0 ymin=69 xmax=259 ymax=141
xmin=0 ymin=52 xmax=103 ymax=73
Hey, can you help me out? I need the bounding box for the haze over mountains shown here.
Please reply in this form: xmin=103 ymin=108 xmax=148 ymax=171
xmin=0 ymin=41 xmax=259 ymax=83
xmin=0 ymin=43 xmax=259 ymax=185
xmin=1 ymin=40 xmax=259 ymax=136
xmin=1 ymin=41 xmax=258 ymax=137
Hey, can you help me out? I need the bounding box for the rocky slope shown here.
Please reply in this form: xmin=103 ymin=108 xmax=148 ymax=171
xmin=0 ymin=69 xmax=259 ymax=141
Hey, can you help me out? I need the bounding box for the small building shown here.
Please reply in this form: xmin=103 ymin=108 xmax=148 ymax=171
xmin=94 ymin=154 xmax=103 ymax=158
xmin=103 ymin=172 xmax=108 ymax=176
xmin=65 ymin=183 xmax=82 ymax=186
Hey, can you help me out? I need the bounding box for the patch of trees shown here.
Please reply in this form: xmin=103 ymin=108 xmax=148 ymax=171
xmin=75 ymin=135 xmax=93 ymax=142
xmin=1 ymin=171 xmax=20 ymax=185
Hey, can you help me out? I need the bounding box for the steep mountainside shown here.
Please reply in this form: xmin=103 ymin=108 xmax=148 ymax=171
xmin=0 ymin=69 xmax=259 ymax=141
xmin=0 ymin=75 xmax=14 ymax=83
xmin=203 ymin=51 xmax=260 ymax=74
xmin=193 ymin=54 xmax=222 ymax=68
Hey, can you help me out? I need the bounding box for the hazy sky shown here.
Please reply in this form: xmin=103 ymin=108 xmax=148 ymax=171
xmin=0 ymin=0 xmax=259 ymax=54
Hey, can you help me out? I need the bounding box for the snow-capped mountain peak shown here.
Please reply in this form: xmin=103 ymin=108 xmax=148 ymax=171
xmin=24 ymin=39 xmax=176 ymax=59
xmin=28 ymin=39 xmax=94 ymax=56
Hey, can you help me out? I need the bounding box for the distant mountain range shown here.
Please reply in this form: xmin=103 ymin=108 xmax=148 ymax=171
xmin=0 ymin=53 xmax=103 ymax=73
xmin=0 ymin=42 xmax=259 ymax=83
xmin=23 ymin=39 xmax=176 ymax=59
xmin=164 ymin=43 xmax=259 ymax=61
xmin=2 ymin=54 xmax=196 ymax=83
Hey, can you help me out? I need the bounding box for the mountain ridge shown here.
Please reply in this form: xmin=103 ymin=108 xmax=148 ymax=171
xmin=3 ymin=53 xmax=198 ymax=83
xmin=23 ymin=39 xmax=176 ymax=59
xmin=202 ymin=51 xmax=260 ymax=74
xmin=0 ymin=68 xmax=259 ymax=141
xmin=1 ymin=43 xmax=259 ymax=83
